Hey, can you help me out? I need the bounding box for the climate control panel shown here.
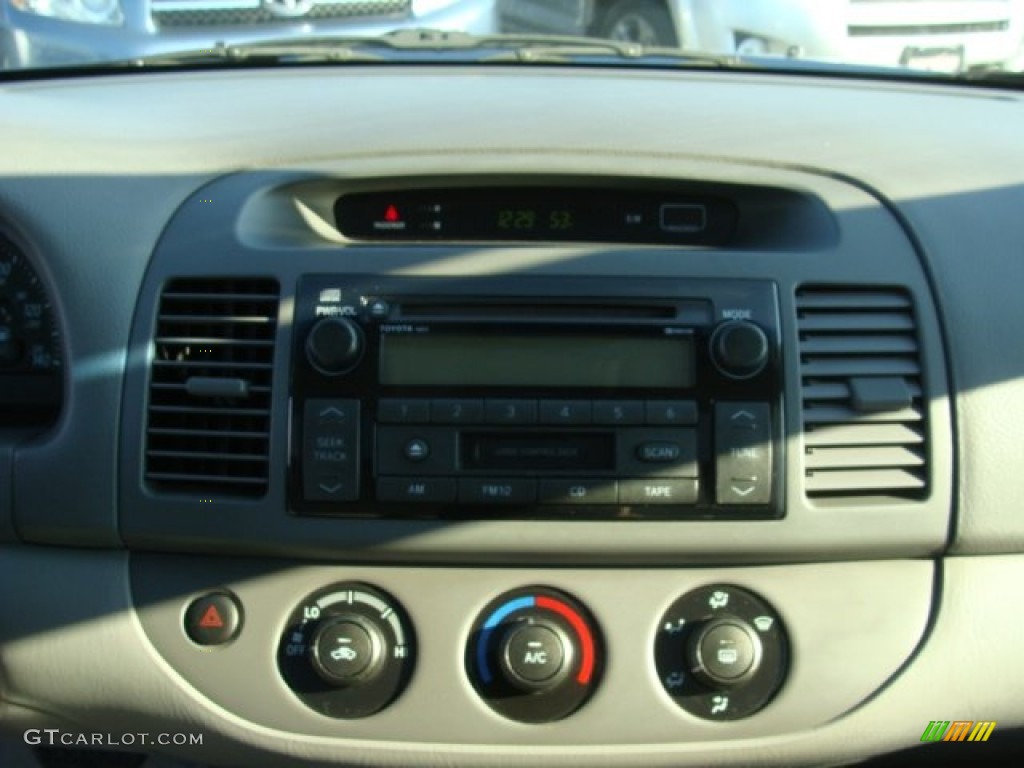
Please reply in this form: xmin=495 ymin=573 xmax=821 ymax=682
xmin=273 ymin=581 xmax=786 ymax=723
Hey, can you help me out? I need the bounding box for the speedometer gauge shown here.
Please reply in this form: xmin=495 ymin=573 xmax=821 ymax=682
xmin=0 ymin=231 xmax=63 ymax=426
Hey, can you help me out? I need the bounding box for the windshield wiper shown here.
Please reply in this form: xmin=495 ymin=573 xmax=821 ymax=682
xmin=101 ymin=28 xmax=735 ymax=70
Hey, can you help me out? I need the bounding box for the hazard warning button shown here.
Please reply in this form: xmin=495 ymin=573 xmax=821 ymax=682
xmin=184 ymin=592 xmax=242 ymax=647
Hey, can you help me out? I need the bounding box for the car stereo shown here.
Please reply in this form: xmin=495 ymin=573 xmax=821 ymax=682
xmin=290 ymin=275 xmax=783 ymax=519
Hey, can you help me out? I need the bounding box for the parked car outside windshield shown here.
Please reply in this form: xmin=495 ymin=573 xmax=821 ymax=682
xmin=1 ymin=0 xmax=1023 ymax=75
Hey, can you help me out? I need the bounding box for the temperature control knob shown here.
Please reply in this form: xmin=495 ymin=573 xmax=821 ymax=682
xmin=277 ymin=582 xmax=415 ymax=719
xmin=305 ymin=317 xmax=363 ymax=375
xmin=499 ymin=621 xmax=574 ymax=692
xmin=467 ymin=587 xmax=601 ymax=723
xmin=709 ymin=320 xmax=769 ymax=379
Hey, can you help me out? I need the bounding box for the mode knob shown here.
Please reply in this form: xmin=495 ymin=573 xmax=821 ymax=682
xmin=654 ymin=584 xmax=788 ymax=721
xmin=305 ymin=317 xmax=364 ymax=376
xmin=709 ymin=320 xmax=769 ymax=379
xmin=688 ymin=617 xmax=762 ymax=688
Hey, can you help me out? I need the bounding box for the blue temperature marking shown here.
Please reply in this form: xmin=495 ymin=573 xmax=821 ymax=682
xmin=477 ymin=596 xmax=535 ymax=684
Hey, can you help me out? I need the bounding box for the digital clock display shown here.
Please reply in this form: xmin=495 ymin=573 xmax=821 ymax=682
xmin=334 ymin=187 xmax=736 ymax=245
xmin=496 ymin=208 xmax=573 ymax=232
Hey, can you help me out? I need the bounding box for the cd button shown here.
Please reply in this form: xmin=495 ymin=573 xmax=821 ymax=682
xmin=619 ymin=478 xmax=698 ymax=505
xmin=378 ymin=399 xmax=430 ymax=423
xmin=431 ymin=398 xmax=484 ymax=424
xmin=592 ymin=400 xmax=644 ymax=425
xmin=485 ymin=399 xmax=538 ymax=425
xmin=458 ymin=479 xmax=537 ymax=504
xmin=539 ymin=479 xmax=617 ymax=505
xmin=646 ymin=400 xmax=698 ymax=425
xmin=539 ymin=400 xmax=592 ymax=425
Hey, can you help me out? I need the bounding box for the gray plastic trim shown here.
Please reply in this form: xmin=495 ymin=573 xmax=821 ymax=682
xmin=131 ymin=555 xmax=933 ymax=743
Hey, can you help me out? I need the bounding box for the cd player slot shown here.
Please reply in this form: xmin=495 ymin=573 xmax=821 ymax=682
xmin=398 ymin=302 xmax=678 ymax=320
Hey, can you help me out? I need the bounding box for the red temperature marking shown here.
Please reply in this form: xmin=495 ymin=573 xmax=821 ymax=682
xmin=535 ymin=595 xmax=595 ymax=685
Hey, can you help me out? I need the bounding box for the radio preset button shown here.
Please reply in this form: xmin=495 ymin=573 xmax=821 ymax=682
xmin=645 ymin=400 xmax=698 ymax=426
xmin=485 ymin=399 xmax=538 ymax=425
xmin=378 ymin=399 xmax=430 ymax=424
xmin=458 ymin=479 xmax=537 ymax=505
xmin=539 ymin=479 xmax=617 ymax=505
xmin=431 ymin=398 xmax=484 ymax=424
xmin=377 ymin=477 xmax=457 ymax=503
xmin=592 ymin=400 xmax=644 ymax=425
xmin=619 ymin=478 xmax=698 ymax=505
xmin=539 ymin=400 xmax=592 ymax=425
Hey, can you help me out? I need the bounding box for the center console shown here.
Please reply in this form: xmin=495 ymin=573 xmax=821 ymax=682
xmin=96 ymin=168 xmax=954 ymax=745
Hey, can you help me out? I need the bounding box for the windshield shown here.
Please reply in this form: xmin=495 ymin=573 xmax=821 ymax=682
xmin=1 ymin=0 xmax=1023 ymax=77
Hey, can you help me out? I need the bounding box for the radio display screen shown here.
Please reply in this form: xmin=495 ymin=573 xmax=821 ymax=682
xmin=379 ymin=334 xmax=694 ymax=388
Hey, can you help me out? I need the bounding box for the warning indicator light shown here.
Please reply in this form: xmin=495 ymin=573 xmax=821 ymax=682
xmin=384 ymin=205 xmax=401 ymax=222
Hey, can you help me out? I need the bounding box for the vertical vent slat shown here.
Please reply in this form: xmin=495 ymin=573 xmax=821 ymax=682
xmin=797 ymin=286 xmax=928 ymax=500
xmin=145 ymin=277 xmax=279 ymax=498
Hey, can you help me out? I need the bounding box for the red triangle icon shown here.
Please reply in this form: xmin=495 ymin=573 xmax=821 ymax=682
xmin=198 ymin=604 xmax=225 ymax=629
xmin=384 ymin=205 xmax=400 ymax=222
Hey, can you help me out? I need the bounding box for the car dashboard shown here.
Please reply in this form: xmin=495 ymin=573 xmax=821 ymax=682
xmin=0 ymin=62 xmax=1023 ymax=767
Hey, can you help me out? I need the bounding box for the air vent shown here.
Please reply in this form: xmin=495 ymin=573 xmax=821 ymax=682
xmin=145 ymin=278 xmax=280 ymax=497
xmin=797 ymin=287 xmax=927 ymax=500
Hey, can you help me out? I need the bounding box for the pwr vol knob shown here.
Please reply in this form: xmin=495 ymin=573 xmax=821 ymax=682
xmin=277 ymin=582 xmax=415 ymax=719
xmin=467 ymin=587 xmax=602 ymax=723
